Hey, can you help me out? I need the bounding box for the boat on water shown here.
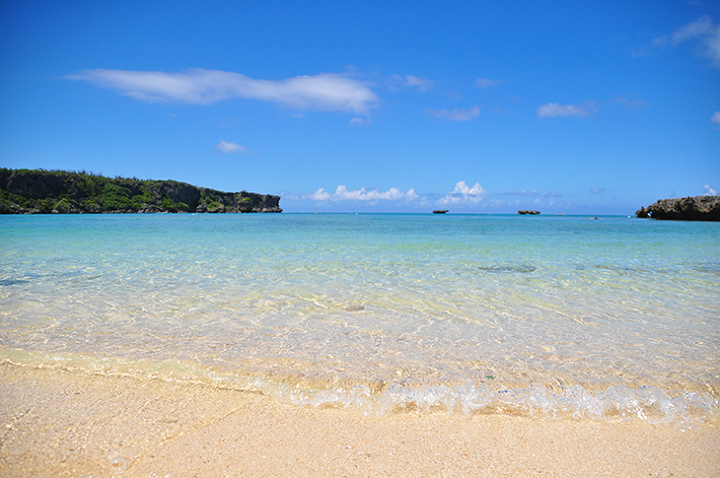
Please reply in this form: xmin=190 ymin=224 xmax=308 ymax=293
xmin=432 ymin=210 xmax=449 ymax=214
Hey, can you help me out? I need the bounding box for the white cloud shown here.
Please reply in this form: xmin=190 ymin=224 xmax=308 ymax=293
xmin=615 ymin=96 xmax=648 ymax=109
xmin=402 ymin=75 xmax=434 ymax=92
xmin=501 ymin=190 xmax=563 ymax=198
xmin=502 ymin=190 xmax=539 ymax=197
xmin=711 ymin=112 xmax=720 ymax=125
xmin=67 ymin=68 xmax=380 ymax=114
xmin=672 ymin=17 xmax=715 ymax=44
xmin=537 ymin=102 xmax=593 ymax=118
xmin=425 ymin=106 xmax=480 ymax=121
xmin=474 ymin=78 xmax=501 ymax=88
xmin=215 ymin=140 xmax=249 ymax=154
xmin=704 ymin=184 xmax=718 ymax=196
xmin=308 ymin=185 xmax=418 ymax=202
xmin=309 ymin=188 xmax=332 ymax=201
xmin=349 ymin=117 xmax=372 ymax=126
xmin=437 ymin=181 xmax=486 ymax=205
xmin=590 ymin=188 xmax=606 ymax=194
xmin=654 ymin=16 xmax=720 ymax=68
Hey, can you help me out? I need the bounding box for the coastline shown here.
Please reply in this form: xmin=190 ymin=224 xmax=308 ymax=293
xmin=2 ymin=363 xmax=719 ymax=478
xmin=0 ymin=168 xmax=282 ymax=214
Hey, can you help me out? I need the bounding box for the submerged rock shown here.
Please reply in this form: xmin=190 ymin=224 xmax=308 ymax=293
xmin=635 ymin=195 xmax=720 ymax=221
xmin=345 ymin=305 xmax=365 ymax=312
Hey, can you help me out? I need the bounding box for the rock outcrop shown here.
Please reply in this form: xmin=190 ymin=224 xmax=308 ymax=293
xmin=518 ymin=210 xmax=540 ymax=215
xmin=635 ymin=195 xmax=720 ymax=221
xmin=0 ymin=168 xmax=282 ymax=214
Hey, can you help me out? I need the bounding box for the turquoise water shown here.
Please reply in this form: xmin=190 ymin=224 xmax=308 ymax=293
xmin=1 ymin=213 xmax=719 ymax=423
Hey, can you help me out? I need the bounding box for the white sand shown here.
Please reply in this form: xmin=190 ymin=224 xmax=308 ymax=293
xmin=1 ymin=363 xmax=718 ymax=477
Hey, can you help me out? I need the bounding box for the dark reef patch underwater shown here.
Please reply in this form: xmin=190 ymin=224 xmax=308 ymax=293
xmin=1 ymin=212 xmax=718 ymax=426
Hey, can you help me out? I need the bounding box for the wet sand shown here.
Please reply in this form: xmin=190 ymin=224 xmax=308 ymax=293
xmin=1 ymin=363 xmax=718 ymax=477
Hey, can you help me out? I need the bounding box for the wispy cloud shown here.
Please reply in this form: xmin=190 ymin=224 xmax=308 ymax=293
xmin=400 ymin=75 xmax=434 ymax=91
xmin=615 ymin=96 xmax=648 ymax=109
xmin=590 ymin=188 xmax=606 ymax=194
xmin=671 ymin=17 xmax=716 ymax=44
xmin=704 ymin=184 xmax=718 ymax=196
xmin=501 ymin=190 xmax=539 ymax=197
xmin=537 ymin=102 xmax=594 ymax=118
xmin=349 ymin=117 xmax=372 ymax=126
xmin=499 ymin=190 xmax=563 ymax=198
xmin=652 ymin=16 xmax=720 ymax=68
xmin=474 ymin=78 xmax=501 ymax=88
xmin=215 ymin=140 xmax=249 ymax=154
xmin=308 ymin=185 xmax=418 ymax=202
xmin=437 ymin=181 xmax=486 ymax=205
xmin=67 ymin=68 xmax=380 ymax=114
xmin=711 ymin=111 xmax=720 ymax=125
xmin=425 ymin=106 xmax=480 ymax=121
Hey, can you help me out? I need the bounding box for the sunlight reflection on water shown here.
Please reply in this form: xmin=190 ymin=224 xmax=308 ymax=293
xmin=1 ymin=213 xmax=719 ymax=420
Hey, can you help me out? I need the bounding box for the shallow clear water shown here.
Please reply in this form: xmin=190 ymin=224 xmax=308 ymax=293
xmin=1 ymin=213 xmax=719 ymax=423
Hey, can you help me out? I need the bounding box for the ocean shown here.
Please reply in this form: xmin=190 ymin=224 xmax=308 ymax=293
xmin=1 ymin=213 xmax=718 ymax=425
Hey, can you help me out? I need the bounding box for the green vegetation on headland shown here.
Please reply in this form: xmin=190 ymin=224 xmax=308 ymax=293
xmin=0 ymin=168 xmax=282 ymax=214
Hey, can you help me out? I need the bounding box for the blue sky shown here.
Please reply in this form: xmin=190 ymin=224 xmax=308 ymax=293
xmin=1 ymin=0 xmax=719 ymax=214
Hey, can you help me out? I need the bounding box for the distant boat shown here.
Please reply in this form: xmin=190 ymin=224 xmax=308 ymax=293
xmin=518 ymin=210 xmax=540 ymax=215
xmin=433 ymin=210 xmax=449 ymax=214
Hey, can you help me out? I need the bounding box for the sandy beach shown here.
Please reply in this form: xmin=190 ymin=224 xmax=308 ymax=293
xmin=1 ymin=363 xmax=718 ymax=478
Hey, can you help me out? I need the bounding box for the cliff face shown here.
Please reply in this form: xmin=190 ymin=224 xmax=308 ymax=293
xmin=0 ymin=169 xmax=282 ymax=214
xmin=635 ymin=195 xmax=720 ymax=221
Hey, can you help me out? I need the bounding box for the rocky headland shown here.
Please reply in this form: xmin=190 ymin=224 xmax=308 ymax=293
xmin=0 ymin=168 xmax=282 ymax=214
xmin=635 ymin=195 xmax=720 ymax=221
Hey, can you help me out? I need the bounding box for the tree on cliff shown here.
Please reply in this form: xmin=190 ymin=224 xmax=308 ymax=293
xmin=0 ymin=168 xmax=281 ymax=214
